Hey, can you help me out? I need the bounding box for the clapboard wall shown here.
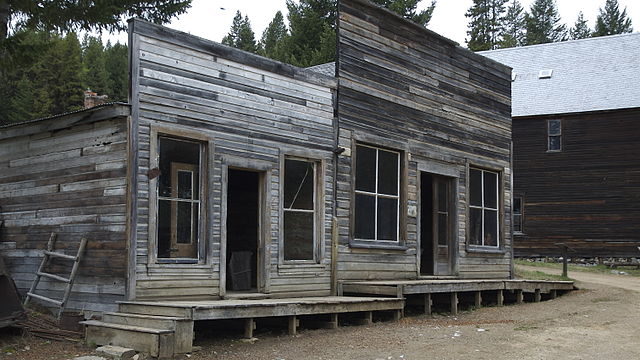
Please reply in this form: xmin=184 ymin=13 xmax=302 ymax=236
xmin=513 ymin=108 xmax=640 ymax=257
xmin=336 ymin=0 xmax=513 ymax=279
xmin=0 ymin=105 xmax=131 ymax=312
xmin=129 ymin=20 xmax=337 ymax=300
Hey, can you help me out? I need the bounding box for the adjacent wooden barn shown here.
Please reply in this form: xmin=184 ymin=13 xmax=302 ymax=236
xmin=0 ymin=0 xmax=514 ymax=320
xmin=481 ymin=33 xmax=640 ymax=258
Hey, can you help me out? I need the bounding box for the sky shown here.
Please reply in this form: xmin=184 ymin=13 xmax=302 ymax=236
xmin=104 ymin=0 xmax=640 ymax=47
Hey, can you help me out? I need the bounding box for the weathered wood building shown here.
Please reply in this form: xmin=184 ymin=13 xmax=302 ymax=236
xmin=1 ymin=0 xmax=513 ymax=319
xmin=481 ymin=33 xmax=640 ymax=258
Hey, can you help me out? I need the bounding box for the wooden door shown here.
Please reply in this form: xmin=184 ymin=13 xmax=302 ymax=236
xmin=432 ymin=177 xmax=452 ymax=275
xmin=170 ymin=162 xmax=199 ymax=258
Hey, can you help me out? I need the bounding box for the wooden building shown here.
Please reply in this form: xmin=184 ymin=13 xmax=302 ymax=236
xmin=1 ymin=0 xmax=513 ymax=321
xmin=481 ymin=33 xmax=640 ymax=258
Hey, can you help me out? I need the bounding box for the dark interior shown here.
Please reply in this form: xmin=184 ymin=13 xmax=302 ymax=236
xmin=226 ymin=169 xmax=259 ymax=291
xmin=420 ymin=172 xmax=434 ymax=275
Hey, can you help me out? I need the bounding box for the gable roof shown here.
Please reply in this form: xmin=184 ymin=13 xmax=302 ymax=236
xmin=480 ymin=32 xmax=640 ymax=117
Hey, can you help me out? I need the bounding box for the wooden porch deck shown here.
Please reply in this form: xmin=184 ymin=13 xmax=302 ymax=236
xmin=339 ymin=279 xmax=575 ymax=315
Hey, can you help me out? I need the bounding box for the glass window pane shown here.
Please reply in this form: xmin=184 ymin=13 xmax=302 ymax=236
xmin=438 ymin=213 xmax=448 ymax=246
xmin=549 ymin=136 xmax=561 ymax=151
xmin=157 ymin=199 xmax=171 ymax=258
xmin=284 ymin=159 xmax=314 ymax=210
xmin=483 ymin=171 xmax=497 ymax=209
xmin=176 ymin=202 xmax=192 ymax=244
xmin=437 ymin=180 xmax=448 ymax=211
xmin=484 ymin=209 xmax=498 ymax=246
xmin=159 ymin=137 xmax=200 ymax=198
xmin=548 ymin=120 xmax=561 ymax=135
xmin=513 ymin=197 xmax=522 ymax=214
xmin=193 ymin=202 xmax=199 ymax=243
xmin=377 ymin=197 xmax=398 ymax=241
xmin=284 ymin=211 xmax=314 ymax=260
xmin=469 ymin=169 xmax=482 ymax=206
xmin=513 ymin=214 xmax=522 ymax=233
xmin=355 ymin=145 xmax=376 ymax=192
xmin=177 ymin=170 xmax=193 ymax=199
xmin=354 ymin=193 xmax=376 ymax=240
xmin=377 ymin=149 xmax=399 ymax=195
xmin=469 ymin=207 xmax=483 ymax=245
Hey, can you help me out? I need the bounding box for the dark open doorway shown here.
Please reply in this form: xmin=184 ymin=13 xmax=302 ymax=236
xmin=420 ymin=172 xmax=454 ymax=276
xmin=226 ymin=169 xmax=260 ymax=292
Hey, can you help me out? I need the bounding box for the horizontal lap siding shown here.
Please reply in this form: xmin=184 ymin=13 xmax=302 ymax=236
xmin=0 ymin=118 xmax=128 ymax=312
xmin=131 ymin=24 xmax=335 ymax=299
xmin=337 ymin=0 xmax=512 ymax=280
xmin=513 ymin=109 xmax=640 ymax=257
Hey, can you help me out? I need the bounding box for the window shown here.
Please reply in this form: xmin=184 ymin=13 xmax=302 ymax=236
xmin=354 ymin=144 xmax=400 ymax=242
xmin=513 ymin=196 xmax=523 ymax=234
xmin=156 ymin=137 xmax=202 ymax=259
xmin=283 ymin=158 xmax=317 ymax=261
xmin=469 ymin=168 xmax=499 ymax=247
xmin=548 ymin=119 xmax=561 ymax=151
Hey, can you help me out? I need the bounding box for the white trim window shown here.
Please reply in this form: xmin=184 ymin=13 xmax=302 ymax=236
xmin=469 ymin=168 xmax=499 ymax=247
xmin=513 ymin=195 xmax=524 ymax=234
xmin=354 ymin=144 xmax=400 ymax=242
xmin=547 ymin=119 xmax=562 ymax=151
xmin=283 ymin=158 xmax=317 ymax=261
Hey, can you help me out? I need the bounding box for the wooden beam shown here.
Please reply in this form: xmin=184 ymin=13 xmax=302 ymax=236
xmin=515 ymin=289 xmax=523 ymax=304
xmin=496 ymin=290 xmax=504 ymax=307
xmin=450 ymin=292 xmax=458 ymax=315
xmin=243 ymin=318 xmax=255 ymax=339
xmin=474 ymin=291 xmax=482 ymax=308
xmin=288 ymin=315 xmax=299 ymax=336
xmin=534 ymin=289 xmax=541 ymax=303
xmin=424 ymin=293 xmax=432 ymax=315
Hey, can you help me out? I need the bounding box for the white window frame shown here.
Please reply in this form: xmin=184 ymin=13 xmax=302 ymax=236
xmin=547 ymin=119 xmax=562 ymax=152
xmin=354 ymin=144 xmax=401 ymax=242
xmin=469 ymin=167 xmax=500 ymax=247
xmin=513 ymin=195 xmax=524 ymax=235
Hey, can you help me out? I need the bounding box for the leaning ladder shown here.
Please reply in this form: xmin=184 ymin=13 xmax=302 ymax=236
xmin=24 ymin=233 xmax=88 ymax=320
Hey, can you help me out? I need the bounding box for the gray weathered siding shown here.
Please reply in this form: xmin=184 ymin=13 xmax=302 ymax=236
xmin=129 ymin=20 xmax=336 ymax=299
xmin=0 ymin=106 xmax=130 ymax=312
xmin=336 ymin=0 xmax=513 ymax=280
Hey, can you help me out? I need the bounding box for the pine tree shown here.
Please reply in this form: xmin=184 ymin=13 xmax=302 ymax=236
xmin=260 ymin=11 xmax=290 ymax=62
xmin=221 ymin=11 xmax=258 ymax=53
xmin=82 ymin=35 xmax=109 ymax=95
xmin=466 ymin=0 xmax=508 ymax=51
xmin=525 ymin=0 xmax=566 ymax=45
xmin=105 ymin=41 xmax=128 ymax=102
xmin=570 ymin=12 xmax=592 ymax=40
xmin=286 ymin=0 xmax=337 ymax=67
xmin=499 ymin=0 xmax=526 ymax=48
xmin=370 ymin=0 xmax=437 ymax=27
xmin=594 ymin=0 xmax=633 ymax=36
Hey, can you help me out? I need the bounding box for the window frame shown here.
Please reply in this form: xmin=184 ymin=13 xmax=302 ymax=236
xmin=352 ymin=143 xmax=402 ymax=246
xmin=279 ymin=155 xmax=323 ymax=264
xmin=513 ymin=195 xmax=524 ymax=235
xmin=547 ymin=119 xmax=562 ymax=152
xmin=467 ymin=166 xmax=503 ymax=251
xmin=148 ymin=125 xmax=211 ymax=267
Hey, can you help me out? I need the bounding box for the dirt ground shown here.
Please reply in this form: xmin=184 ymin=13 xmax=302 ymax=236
xmin=2 ymin=266 xmax=639 ymax=360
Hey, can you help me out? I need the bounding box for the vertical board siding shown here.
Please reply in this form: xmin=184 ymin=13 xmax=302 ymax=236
xmin=0 ymin=117 xmax=129 ymax=313
xmin=513 ymin=109 xmax=640 ymax=257
xmin=131 ymin=20 xmax=336 ymax=299
xmin=337 ymin=0 xmax=513 ymax=280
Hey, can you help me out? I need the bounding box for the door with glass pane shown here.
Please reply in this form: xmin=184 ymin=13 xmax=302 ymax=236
xmin=420 ymin=172 xmax=453 ymax=276
xmin=170 ymin=162 xmax=199 ymax=258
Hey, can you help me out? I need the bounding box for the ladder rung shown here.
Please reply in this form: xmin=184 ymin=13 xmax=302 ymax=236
xmin=27 ymin=292 xmax=63 ymax=306
xmin=43 ymin=250 xmax=76 ymax=261
xmin=37 ymin=271 xmax=71 ymax=283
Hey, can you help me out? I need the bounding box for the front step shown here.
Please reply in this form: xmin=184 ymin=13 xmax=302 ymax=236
xmin=102 ymin=312 xmax=193 ymax=354
xmin=82 ymin=320 xmax=175 ymax=359
xmin=118 ymin=302 xmax=194 ymax=318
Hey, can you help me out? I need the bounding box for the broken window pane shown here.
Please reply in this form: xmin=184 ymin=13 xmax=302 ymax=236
xmin=284 ymin=211 xmax=314 ymax=260
xmin=469 ymin=169 xmax=482 ymax=206
xmin=377 ymin=197 xmax=398 ymax=241
xmin=354 ymin=193 xmax=376 ymax=240
xmin=469 ymin=207 xmax=483 ymax=245
xmin=355 ymin=145 xmax=376 ymax=192
xmin=483 ymin=172 xmax=497 ymax=209
xmin=284 ymin=159 xmax=314 ymax=210
xmin=377 ymin=149 xmax=399 ymax=195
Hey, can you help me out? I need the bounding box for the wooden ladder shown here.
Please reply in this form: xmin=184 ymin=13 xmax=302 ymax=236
xmin=24 ymin=233 xmax=88 ymax=320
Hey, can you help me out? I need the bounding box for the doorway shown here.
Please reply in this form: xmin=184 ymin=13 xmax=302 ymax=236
xmin=420 ymin=172 xmax=454 ymax=276
xmin=226 ymin=169 xmax=261 ymax=292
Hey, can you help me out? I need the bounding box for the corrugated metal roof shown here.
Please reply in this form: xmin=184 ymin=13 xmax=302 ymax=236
xmin=0 ymin=102 xmax=130 ymax=129
xmin=479 ymin=32 xmax=640 ymax=117
xmin=306 ymin=62 xmax=336 ymax=77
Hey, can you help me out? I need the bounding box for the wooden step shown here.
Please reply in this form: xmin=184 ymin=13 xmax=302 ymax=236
xmin=43 ymin=250 xmax=76 ymax=261
xmin=102 ymin=313 xmax=193 ymax=354
xmin=118 ymin=302 xmax=194 ymax=319
xmin=82 ymin=320 xmax=175 ymax=359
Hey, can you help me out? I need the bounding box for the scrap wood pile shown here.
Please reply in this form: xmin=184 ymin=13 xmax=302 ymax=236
xmin=15 ymin=309 xmax=82 ymax=342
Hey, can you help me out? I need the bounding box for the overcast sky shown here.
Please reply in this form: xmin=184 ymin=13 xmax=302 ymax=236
xmin=105 ymin=0 xmax=639 ymax=47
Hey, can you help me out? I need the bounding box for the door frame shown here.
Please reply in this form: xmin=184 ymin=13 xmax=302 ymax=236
xmin=416 ymin=161 xmax=459 ymax=277
xmin=220 ymin=159 xmax=272 ymax=296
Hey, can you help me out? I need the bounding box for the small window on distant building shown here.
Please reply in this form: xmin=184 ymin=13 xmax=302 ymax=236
xmin=513 ymin=196 xmax=523 ymax=234
xmin=548 ymin=119 xmax=561 ymax=152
